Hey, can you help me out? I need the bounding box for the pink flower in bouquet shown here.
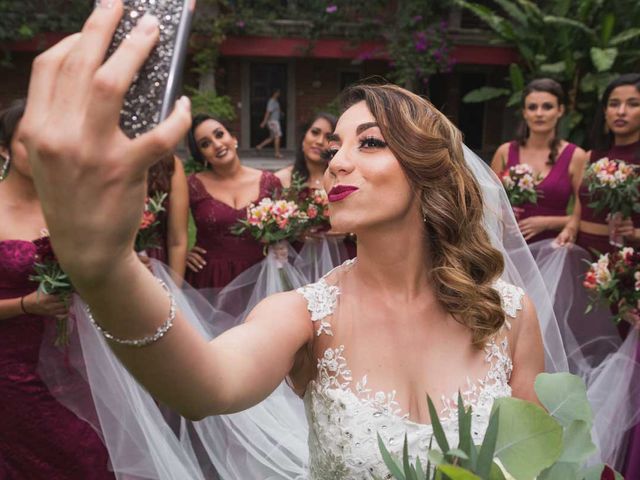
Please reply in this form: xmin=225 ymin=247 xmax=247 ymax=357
xmin=307 ymin=204 xmax=319 ymax=219
xmin=140 ymin=210 xmax=157 ymax=229
xmin=635 ymin=271 xmax=640 ymax=291
xmin=583 ymin=271 xmax=598 ymax=290
xmin=277 ymin=217 xmax=289 ymax=229
xmin=622 ymin=247 xmax=635 ymax=265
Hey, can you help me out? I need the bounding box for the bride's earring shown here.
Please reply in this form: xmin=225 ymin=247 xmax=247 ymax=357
xmin=0 ymin=153 xmax=10 ymax=181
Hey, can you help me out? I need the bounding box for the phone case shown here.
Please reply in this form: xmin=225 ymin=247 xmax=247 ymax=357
xmin=97 ymin=0 xmax=194 ymax=138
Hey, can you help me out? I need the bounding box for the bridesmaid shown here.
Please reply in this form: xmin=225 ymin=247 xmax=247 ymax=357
xmin=144 ymin=152 xmax=189 ymax=284
xmin=276 ymin=112 xmax=357 ymax=262
xmin=185 ymin=114 xmax=281 ymax=288
xmin=491 ymin=78 xmax=587 ymax=243
xmin=558 ymin=74 xmax=640 ymax=255
xmin=0 ymin=100 xmax=114 ymax=478
xmin=275 ymin=112 xmax=336 ymax=188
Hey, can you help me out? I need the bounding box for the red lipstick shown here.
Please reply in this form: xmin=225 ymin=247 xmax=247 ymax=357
xmin=328 ymin=185 xmax=359 ymax=202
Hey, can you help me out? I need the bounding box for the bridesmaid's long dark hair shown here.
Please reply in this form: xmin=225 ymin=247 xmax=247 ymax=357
xmin=590 ymin=73 xmax=640 ymax=159
xmin=292 ymin=112 xmax=336 ymax=181
xmin=517 ymin=78 xmax=565 ymax=166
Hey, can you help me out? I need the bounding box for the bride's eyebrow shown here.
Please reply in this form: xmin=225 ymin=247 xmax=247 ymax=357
xmin=356 ymin=122 xmax=378 ymax=135
xmin=327 ymin=122 xmax=379 ymax=143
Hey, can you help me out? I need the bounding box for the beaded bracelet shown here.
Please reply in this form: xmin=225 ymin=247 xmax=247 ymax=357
xmin=86 ymin=278 xmax=176 ymax=348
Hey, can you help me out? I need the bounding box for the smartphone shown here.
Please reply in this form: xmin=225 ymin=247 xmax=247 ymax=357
xmin=98 ymin=0 xmax=195 ymax=138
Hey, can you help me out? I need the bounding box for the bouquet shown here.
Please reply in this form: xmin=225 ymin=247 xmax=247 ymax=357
xmin=232 ymin=197 xmax=309 ymax=247
xmin=135 ymin=191 xmax=168 ymax=253
xmin=500 ymin=164 xmax=543 ymax=220
xmin=281 ymin=172 xmax=331 ymax=233
xmin=583 ymin=246 xmax=640 ymax=327
xmin=299 ymin=187 xmax=330 ymax=232
xmin=379 ymin=373 xmax=620 ymax=480
xmin=30 ymin=236 xmax=74 ymax=346
xmin=233 ymin=197 xmax=309 ymax=291
xmin=583 ymin=157 xmax=640 ymax=246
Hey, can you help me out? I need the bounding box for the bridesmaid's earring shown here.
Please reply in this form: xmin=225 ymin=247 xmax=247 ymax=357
xmin=0 ymin=153 xmax=10 ymax=181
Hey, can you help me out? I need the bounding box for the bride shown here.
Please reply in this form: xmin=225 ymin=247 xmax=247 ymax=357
xmin=21 ymin=3 xmax=564 ymax=478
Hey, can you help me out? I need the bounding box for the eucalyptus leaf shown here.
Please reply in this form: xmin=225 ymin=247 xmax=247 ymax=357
xmin=538 ymin=461 xmax=579 ymax=479
xmin=534 ymin=373 xmax=593 ymax=427
xmin=580 ymin=464 xmax=605 ymax=480
xmin=558 ymin=420 xmax=597 ymax=463
xmin=493 ymin=397 xmax=562 ymax=480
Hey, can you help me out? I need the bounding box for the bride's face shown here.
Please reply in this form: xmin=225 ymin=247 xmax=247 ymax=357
xmin=323 ymin=101 xmax=419 ymax=233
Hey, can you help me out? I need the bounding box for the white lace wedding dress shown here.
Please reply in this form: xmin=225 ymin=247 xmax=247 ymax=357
xmin=297 ymin=259 xmax=524 ymax=479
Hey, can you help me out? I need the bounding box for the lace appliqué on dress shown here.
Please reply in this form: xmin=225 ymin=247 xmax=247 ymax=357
xmin=297 ymin=279 xmax=339 ymax=337
xmin=299 ymin=272 xmax=525 ymax=480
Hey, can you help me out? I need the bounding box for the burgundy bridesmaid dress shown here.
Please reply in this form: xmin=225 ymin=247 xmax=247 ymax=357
xmin=186 ymin=171 xmax=282 ymax=289
xmin=576 ymin=140 xmax=640 ymax=259
xmin=505 ymin=141 xmax=576 ymax=244
xmin=0 ymin=240 xmax=114 ymax=479
xmin=579 ymin=141 xmax=640 ymax=479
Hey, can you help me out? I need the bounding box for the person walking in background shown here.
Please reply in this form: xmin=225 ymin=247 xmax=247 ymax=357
xmin=256 ymin=89 xmax=283 ymax=158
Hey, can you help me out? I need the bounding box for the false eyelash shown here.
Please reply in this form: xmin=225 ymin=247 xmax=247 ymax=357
xmin=359 ymin=136 xmax=387 ymax=149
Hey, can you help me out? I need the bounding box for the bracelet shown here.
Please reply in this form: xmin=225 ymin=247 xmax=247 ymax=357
xmin=20 ymin=296 xmax=28 ymax=315
xmin=86 ymin=278 xmax=176 ymax=348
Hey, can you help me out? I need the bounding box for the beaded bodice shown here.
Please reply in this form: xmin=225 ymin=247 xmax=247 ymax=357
xmin=296 ymin=260 xmax=523 ymax=479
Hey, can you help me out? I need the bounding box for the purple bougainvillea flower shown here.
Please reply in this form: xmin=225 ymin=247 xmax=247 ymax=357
xmin=326 ymin=5 xmax=337 ymax=13
xmin=236 ymin=20 xmax=245 ymax=28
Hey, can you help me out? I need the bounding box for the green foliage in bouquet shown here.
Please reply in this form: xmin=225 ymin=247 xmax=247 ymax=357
xmin=135 ymin=191 xmax=168 ymax=253
xmin=378 ymin=372 xmax=621 ymax=480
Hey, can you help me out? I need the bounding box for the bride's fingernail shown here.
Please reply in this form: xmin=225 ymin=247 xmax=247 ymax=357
xmin=99 ymin=0 xmax=115 ymax=8
xmin=177 ymin=95 xmax=191 ymax=111
xmin=137 ymin=14 xmax=159 ymax=34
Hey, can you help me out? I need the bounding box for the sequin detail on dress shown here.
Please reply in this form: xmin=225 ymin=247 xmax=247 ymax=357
xmin=297 ymin=265 xmax=523 ymax=479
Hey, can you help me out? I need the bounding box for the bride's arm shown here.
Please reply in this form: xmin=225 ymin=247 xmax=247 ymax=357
xmin=508 ymin=295 xmax=545 ymax=405
xmin=19 ymin=2 xmax=313 ymax=420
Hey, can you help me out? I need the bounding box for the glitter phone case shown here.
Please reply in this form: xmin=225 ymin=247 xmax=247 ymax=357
xmin=98 ymin=0 xmax=194 ymax=138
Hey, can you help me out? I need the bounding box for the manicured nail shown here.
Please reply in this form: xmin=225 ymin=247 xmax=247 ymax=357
xmin=137 ymin=14 xmax=159 ymax=34
xmin=99 ymin=0 xmax=115 ymax=8
xmin=177 ymin=95 xmax=191 ymax=111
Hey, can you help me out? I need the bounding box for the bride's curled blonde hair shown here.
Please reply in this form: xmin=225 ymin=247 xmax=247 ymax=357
xmin=341 ymin=84 xmax=505 ymax=347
